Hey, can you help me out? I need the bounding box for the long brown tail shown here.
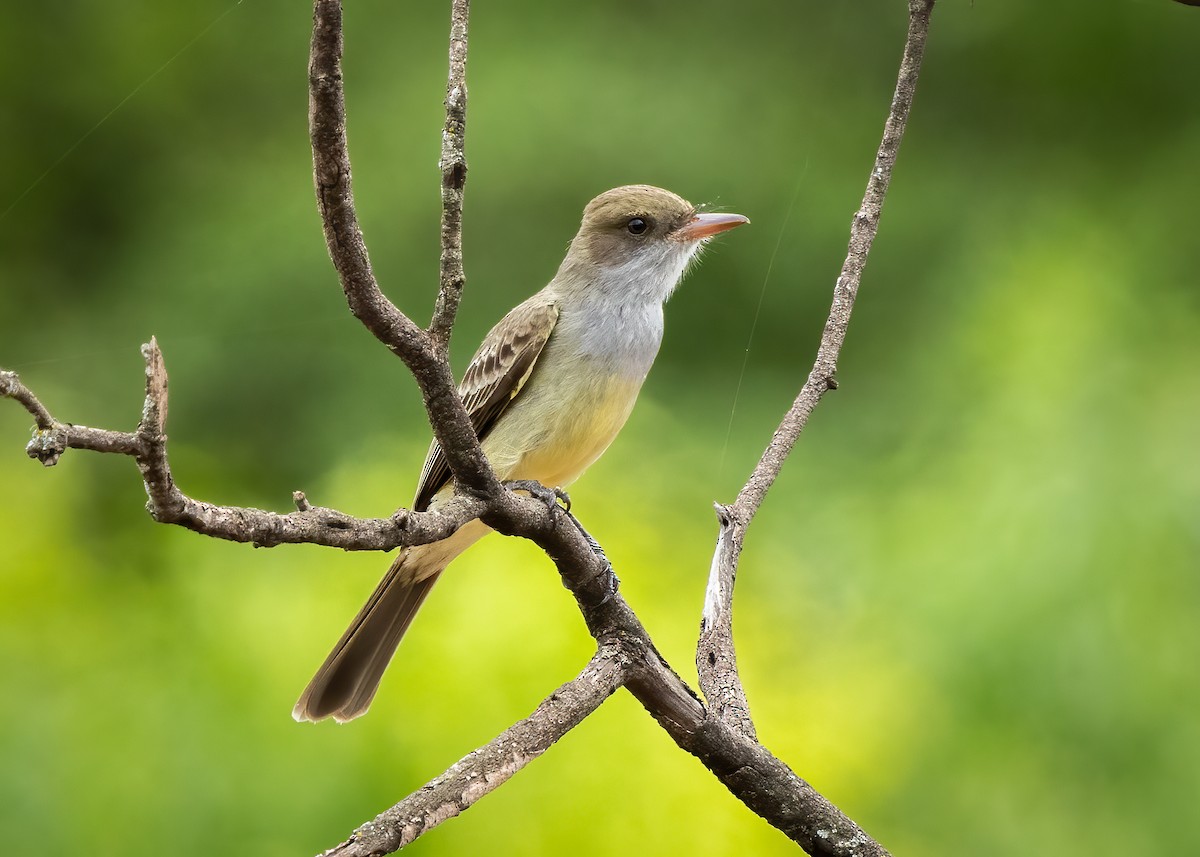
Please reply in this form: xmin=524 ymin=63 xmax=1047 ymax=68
xmin=293 ymin=550 xmax=442 ymax=723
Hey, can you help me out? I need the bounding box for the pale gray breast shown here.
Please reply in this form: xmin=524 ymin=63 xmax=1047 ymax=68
xmin=558 ymin=296 xmax=665 ymax=382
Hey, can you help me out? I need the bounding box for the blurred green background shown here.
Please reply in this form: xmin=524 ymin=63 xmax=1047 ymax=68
xmin=2 ymin=0 xmax=1198 ymax=854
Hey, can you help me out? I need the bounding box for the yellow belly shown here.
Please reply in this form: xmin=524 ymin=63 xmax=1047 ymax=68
xmin=410 ymin=356 xmax=646 ymax=580
xmin=481 ymin=369 xmax=643 ymax=489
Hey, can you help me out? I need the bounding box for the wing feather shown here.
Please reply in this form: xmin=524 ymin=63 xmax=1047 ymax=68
xmin=413 ymin=298 xmax=559 ymax=511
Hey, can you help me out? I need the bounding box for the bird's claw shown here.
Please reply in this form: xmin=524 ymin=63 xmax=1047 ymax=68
xmin=504 ymin=480 xmax=617 ymax=603
xmin=504 ymin=480 xmax=571 ymax=513
xmin=578 ymin=526 xmax=609 ymax=565
xmin=563 ymin=508 xmax=619 ymax=604
xmin=596 ymin=563 xmax=620 ymax=605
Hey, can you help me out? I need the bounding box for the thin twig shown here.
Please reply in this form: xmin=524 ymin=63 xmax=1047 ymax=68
xmin=0 ymin=2 xmax=937 ymax=855
xmin=428 ymin=0 xmax=471 ymax=350
xmin=740 ymin=0 xmax=933 ymax=520
xmin=523 ymin=500 xmax=891 ymax=857
xmin=0 ymin=340 xmax=487 ymax=550
xmin=0 ymin=370 xmax=56 ymax=432
xmin=309 ymin=0 xmax=495 ymax=501
xmin=308 ymin=1 xmax=426 ymax=364
xmin=697 ymin=0 xmax=936 ymax=747
xmin=319 ymin=648 xmax=626 ymax=856
xmin=133 ymin=338 xmax=179 ymax=518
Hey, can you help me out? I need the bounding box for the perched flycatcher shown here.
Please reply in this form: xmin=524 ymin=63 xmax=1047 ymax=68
xmin=294 ymin=185 xmax=748 ymax=723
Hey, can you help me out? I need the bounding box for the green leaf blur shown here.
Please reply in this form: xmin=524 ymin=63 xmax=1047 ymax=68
xmin=2 ymin=1 xmax=1197 ymax=854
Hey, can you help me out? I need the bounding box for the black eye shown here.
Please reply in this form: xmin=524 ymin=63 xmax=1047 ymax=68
xmin=626 ymin=217 xmax=648 ymax=235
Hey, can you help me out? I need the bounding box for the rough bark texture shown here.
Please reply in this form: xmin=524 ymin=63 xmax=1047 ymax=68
xmin=321 ymin=649 xmax=624 ymax=857
xmin=428 ymin=0 xmax=471 ymax=350
xmin=698 ymin=0 xmax=935 ymax=751
xmin=0 ymin=1 xmax=938 ymax=855
xmin=309 ymin=0 xmax=494 ymax=502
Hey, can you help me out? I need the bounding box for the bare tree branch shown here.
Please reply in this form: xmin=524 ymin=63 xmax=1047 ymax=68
xmin=1 ymin=2 xmax=938 ymax=855
xmin=320 ymin=647 xmax=625 ymax=856
xmin=4 ymin=336 xmax=897 ymax=857
xmin=0 ymin=370 xmax=56 ymax=433
xmin=308 ymin=4 xmax=425 ymax=365
xmin=535 ymin=513 xmax=892 ymax=857
xmin=309 ymin=0 xmax=494 ymax=503
xmin=698 ymin=0 xmax=936 ymax=745
xmin=697 ymin=505 xmax=757 ymax=738
xmin=328 ymin=485 xmax=891 ymax=856
xmin=428 ymin=0 xmax=471 ymax=350
xmin=739 ymin=0 xmax=933 ymax=518
xmin=0 ymin=339 xmax=489 ymax=550
xmin=669 ymin=714 xmax=890 ymax=857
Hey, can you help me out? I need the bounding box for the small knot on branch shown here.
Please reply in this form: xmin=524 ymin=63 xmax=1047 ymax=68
xmin=712 ymin=502 xmax=734 ymax=528
xmin=0 ymin=371 xmax=19 ymax=399
xmin=26 ymin=426 xmax=68 ymax=467
xmin=293 ymin=490 xmax=313 ymax=511
xmin=442 ymin=159 xmax=467 ymax=190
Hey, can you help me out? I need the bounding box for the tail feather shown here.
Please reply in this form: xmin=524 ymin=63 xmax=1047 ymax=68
xmin=294 ymin=518 xmax=490 ymax=723
xmin=293 ymin=550 xmax=442 ymax=723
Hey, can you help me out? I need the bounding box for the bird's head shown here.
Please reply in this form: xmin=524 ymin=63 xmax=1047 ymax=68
xmin=558 ymin=185 xmax=748 ymax=303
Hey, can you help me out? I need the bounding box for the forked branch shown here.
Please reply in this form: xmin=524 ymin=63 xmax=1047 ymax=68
xmin=0 ymin=341 xmax=486 ymax=551
xmin=0 ymin=1 xmax=937 ymax=855
xmin=428 ymin=0 xmax=471 ymax=348
xmin=309 ymin=0 xmax=493 ymax=502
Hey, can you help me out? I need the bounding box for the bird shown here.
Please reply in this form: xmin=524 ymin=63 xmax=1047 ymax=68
xmin=294 ymin=184 xmax=748 ymax=723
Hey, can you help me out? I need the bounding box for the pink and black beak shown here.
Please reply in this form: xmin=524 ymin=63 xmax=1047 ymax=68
xmin=670 ymin=211 xmax=750 ymax=242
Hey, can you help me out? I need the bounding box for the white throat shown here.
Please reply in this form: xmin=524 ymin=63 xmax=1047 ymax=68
xmin=590 ymin=239 xmax=703 ymax=305
xmin=550 ymin=240 xmax=705 ymax=380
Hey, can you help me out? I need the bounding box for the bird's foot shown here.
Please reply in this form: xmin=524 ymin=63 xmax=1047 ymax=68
xmin=562 ymin=507 xmax=620 ymax=604
xmin=593 ymin=555 xmax=620 ymax=605
xmin=503 ymin=480 xmax=571 ymax=513
xmin=503 ymin=481 xmax=617 ymax=603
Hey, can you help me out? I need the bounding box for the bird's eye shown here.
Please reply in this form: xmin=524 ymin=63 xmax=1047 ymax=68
xmin=626 ymin=217 xmax=648 ymax=235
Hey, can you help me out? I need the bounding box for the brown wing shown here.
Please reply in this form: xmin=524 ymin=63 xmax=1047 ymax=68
xmin=412 ymin=297 xmax=559 ymax=512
